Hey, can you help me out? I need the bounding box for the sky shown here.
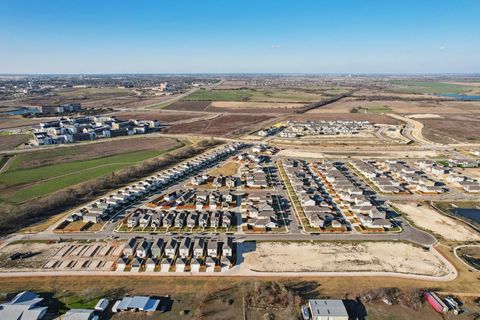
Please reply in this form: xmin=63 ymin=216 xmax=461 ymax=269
xmin=0 ymin=0 xmax=479 ymax=74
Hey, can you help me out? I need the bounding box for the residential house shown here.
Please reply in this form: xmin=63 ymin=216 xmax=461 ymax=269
xmin=164 ymin=239 xmax=178 ymax=258
xmin=190 ymin=258 xmax=201 ymax=272
xmin=123 ymin=238 xmax=138 ymax=257
xmin=136 ymin=240 xmax=151 ymax=258
xmin=151 ymin=238 xmax=165 ymax=257
xmin=179 ymin=237 xmax=193 ymax=258
xmin=175 ymin=257 xmax=186 ymax=272
xmin=207 ymin=241 xmax=218 ymax=257
xmin=205 ymin=257 xmax=216 ymax=272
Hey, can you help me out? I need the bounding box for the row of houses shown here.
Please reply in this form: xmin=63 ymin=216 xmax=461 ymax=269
xmin=148 ymin=188 xmax=239 ymax=211
xmin=350 ymin=160 xmax=404 ymax=194
xmin=117 ymin=254 xmax=231 ymax=273
xmin=240 ymin=162 xmax=271 ymax=188
xmin=316 ymin=161 xmax=392 ymax=229
xmin=241 ymin=193 xmax=283 ymax=230
xmin=278 ymin=120 xmax=375 ymax=138
xmin=40 ymin=103 xmax=82 ymax=114
xmin=283 ymin=159 xmax=344 ymax=229
xmin=381 ymin=160 xmax=445 ymax=194
xmin=117 ymin=236 xmax=233 ymax=272
xmin=416 ymin=160 xmax=480 ymax=193
xmin=122 ymin=237 xmax=233 ymax=259
xmin=191 ymin=174 xmax=239 ymax=188
xmin=66 ymin=143 xmax=245 ymax=224
xmin=257 ymin=125 xmax=282 ymax=137
xmin=126 ymin=208 xmax=235 ymax=229
xmin=33 ymin=115 xmax=161 ymax=145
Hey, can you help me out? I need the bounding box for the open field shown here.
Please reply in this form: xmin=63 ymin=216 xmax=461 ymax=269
xmin=207 ymin=101 xmax=305 ymax=113
xmin=114 ymin=111 xmax=203 ymax=123
xmin=418 ymin=114 xmax=480 ymax=143
xmin=0 ymin=138 xmax=181 ymax=203
xmin=182 ymin=88 xmax=325 ymax=103
xmin=390 ymin=80 xmax=480 ymax=95
xmin=165 ymin=114 xmax=273 ymax=137
xmin=307 ymin=97 xmax=480 ymax=114
xmin=244 ymin=242 xmax=449 ymax=276
xmin=289 ymin=112 xmax=401 ymax=125
xmin=7 ymin=137 xmax=181 ymax=170
xmin=393 ymin=202 xmax=480 ymax=242
xmin=0 ymin=134 xmax=30 ymax=151
xmin=0 ymin=115 xmax=47 ymax=130
xmin=164 ymin=100 xmax=211 ymax=112
xmin=443 ymin=81 xmax=480 ymax=87
xmin=207 ymin=160 xmax=239 ymax=177
xmin=277 ymin=149 xmax=443 ymax=159
xmin=352 ymin=89 xmax=443 ymax=99
xmin=2 ymin=87 xmax=135 ymax=107
xmin=2 ymin=87 xmax=183 ymax=110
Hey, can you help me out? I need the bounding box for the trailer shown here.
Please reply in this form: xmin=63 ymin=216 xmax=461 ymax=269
xmin=424 ymin=292 xmax=448 ymax=313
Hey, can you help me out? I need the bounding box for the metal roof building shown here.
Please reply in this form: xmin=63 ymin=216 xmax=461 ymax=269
xmin=307 ymin=299 xmax=349 ymax=320
xmin=63 ymin=309 xmax=98 ymax=320
xmin=112 ymin=296 xmax=160 ymax=312
xmin=0 ymin=291 xmax=48 ymax=320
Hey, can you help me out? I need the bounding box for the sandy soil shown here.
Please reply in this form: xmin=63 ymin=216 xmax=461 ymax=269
xmin=0 ymin=242 xmax=59 ymax=270
xmin=463 ymin=168 xmax=480 ymax=179
xmin=407 ymin=114 xmax=443 ymax=119
xmin=394 ymin=202 xmax=480 ymax=242
xmin=243 ymin=241 xmax=449 ymax=276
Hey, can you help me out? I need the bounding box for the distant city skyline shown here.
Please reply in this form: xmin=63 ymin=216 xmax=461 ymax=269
xmin=1 ymin=0 xmax=479 ymax=74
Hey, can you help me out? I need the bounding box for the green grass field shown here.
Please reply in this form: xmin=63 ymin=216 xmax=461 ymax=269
xmin=365 ymin=105 xmax=392 ymax=113
xmin=0 ymin=146 xmax=182 ymax=204
xmin=182 ymin=88 xmax=324 ymax=102
xmin=390 ymin=80 xmax=474 ymax=94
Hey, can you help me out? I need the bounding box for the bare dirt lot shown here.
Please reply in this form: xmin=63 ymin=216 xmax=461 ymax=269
xmin=277 ymin=149 xmax=443 ymax=159
xmin=0 ymin=134 xmax=30 ymax=151
xmin=165 ymin=101 xmax=211 ymax=112
xmin=208 ymin=160 xmax=239 ymax=177
xmin=394 ymin=202 xmax=480 ymax=242
xmin=418 ymin=114 xmax=480 ymax=143
xmin=289 ymin=112 xmax=401 ymax=125
xmin=165 ymin=114 xmax=273 ymax=137
xmin=0 ymin=240 xmax=122 ymax=272
xmin=207 ymin=101 xmax=305 ymax=114
xmin=309 ymin=97 xmax=480 ymax=115
xmin=407 ymin=113 xmax=443 ymax=119
xmin=0 ymin=115 xmax=47 ymax=130
xmin=11 ymin=136 xmax=180 ymax=169
xmin=244 ymin=241 xmax=449 ymax=276
xmin=114 ymin=111 xmax=203 ymax=123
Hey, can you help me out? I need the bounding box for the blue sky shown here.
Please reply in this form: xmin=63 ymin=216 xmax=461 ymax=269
xmin=1 ymin=0 xmax=479 ymax=74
